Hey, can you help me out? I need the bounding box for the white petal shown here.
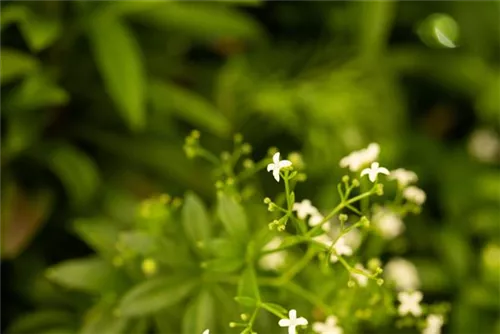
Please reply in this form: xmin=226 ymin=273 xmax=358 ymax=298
xmin=273 ymin=152 xmax=281 ymax=164
xmin=289 ymin=309 xmax=297 ymax=320
xmin=273 ymin=169 xmax=280 ymax=182
xmin=378 ymin=167 xmax=390 ymax=175
xmin=202 ymin=330 xmax=209 ymax=334
xmin=360 ymin=168 xmax=370 ymax=177
xmin=279 ymin=319 xmax=290 ymax=327
xmin=368 ymin=172 xmax=376 ymax=182
xmin=279 ymin=160 xmax=292 ymax=168
xmin=296 ymin=317 xmax=308 ymax=326
xmin=267 ymin=163 xmax=275 ymax=172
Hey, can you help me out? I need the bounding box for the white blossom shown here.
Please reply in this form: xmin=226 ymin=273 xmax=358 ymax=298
xmin=202 ymin=330 xmax=209 ymax=334
xmin=422 ymin=314 xmax=444 ymax=334
xmin=278 ymin=309 xmax=308 ymax=334
xmin=330 ymin=225 xmax=362 ymax=251
xmin=398 ymin=291 xmax=423 ymax=317
xmin=403 ymin=186 xmax=426 ymax=205
xmin=259 ymin=237 xmax=286 ymax=271
xmin=267 ymin=152 xmax=292 ymax=182
xmin=313 ymin=315 xmax=343 ymax=334
xmin=468 ymin=129 xmax=499 ymax=163
xmin=389 ymin=168 xmax=418 ymax=188
xmin=339 ymin=143 xmax=380 ymax=172
xmin=373 ymin=207 xmax=405 ymax=239
xmin=384 ymin=258 xmax=420 ymax=291
xmin=330 ymin=237 xmax=353 ymax=263
xmin=293 ymin=199 xmax=319 ymax=220
xmin=361 ymin=162 xmax=390 ymax=183
xmin=351 ymin=263 xmax=369 ymax=287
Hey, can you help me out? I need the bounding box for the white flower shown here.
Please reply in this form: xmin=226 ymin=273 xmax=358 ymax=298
xmin=267 ymin=152 xmax=292 ymax=182
xmin=373 ymin=207 xmax=405 ymax=239
xmin=468 ymin=129 xmax=499 ymax=163
xmin=384 ymin=258 xmax=420 ymax=291
xmin=330 ymin=237 xmax=353 ymax=263
xmin=351 ymin=263 xmax=369 ymax=287
xmin=330 ymin=225 xmax=362 ymax=251
xmin=259 ymin=237 xmax=286 ymax=271
xmin=403 ymin=186 xmax=426 ymax=205
xmin=293 ymin=199 xmax=319 ymax=219
xmin=422 ymin=314 xmax=444 ymax=334
xmin=278 ymin=309 xmax=308 ymax=334
xmin=340 ymin=143 xmax=380 ymax=172
xmin=398 ymin=291 xmax=423 ymax=317
xmin=361 ymin=162 xmax=389 ymax=183
xmin=313 ymin=315 xmax=343 ymax=334
xmin=202 ymin=330 xmax=209 ymax=334
xmin=389 ymin=168 xmax=418 ymax=188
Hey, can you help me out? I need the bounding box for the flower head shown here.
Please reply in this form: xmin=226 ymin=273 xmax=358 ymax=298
xmin=373 ymin=207 xmax=405 ymax=239
xmin=422 ymin=314 xmax=444 ymax=334
xmin=278 ymin=309 xmax=308 ymax=334
xmin=259 ymin=237 xmax=287 ymax=271
xmin=389 ymin=168 xmax=418 ymax=188
xmin=340 ymin=143 xmax=380 ymax=172
xmin=398 ymin=291 xmax=423 ymax=317
xmin=267 ymin=152 xmax=292 ymax=182
xmin=403 ymin=186 xmax=426 ymax=205
xmin=293 ymin=199 xmax=319 ymax=219
xmin=361 ymin=162 xmax=390 ymax=183
xmin=384 ymin=258 xmax=420 ymax=291
xmin=313 ymin=315 xmax=343 ymax=334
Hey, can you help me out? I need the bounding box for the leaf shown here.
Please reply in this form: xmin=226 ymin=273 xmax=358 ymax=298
xmin=0 ymin=5 xmax=28 ymax=29
xmin=73 ymin=217 xmax=121 ymax=256
xmin=182 ymin=192 xmax=212 ymax=249
xmin=0 ymin=48 xmax=39 ymax=85
xmin=217 ymin=193 xmax=249 ymax=241
xmin=88 ymin=12 xmax=145 ymax=131
xmin=262 ymin=302 xmax=287 ymax=316
xmin=118 ymin=276 xmax=197 ymax=316
xmin=81 ymin=299 xmax=129 ymax=334
xmin=6 ymin=310 xmax=75 ymax=334
xmin=18 ymin=11 xmax=62 ymax=52
xmin=237 ymin=266 xmax=260 ymax=302
xmin=205 ymin=238 xmax=244 ymax=259
xmin=203 ymin=258 xmax=244 ymax=273
xmin=34 ymin=143 xmax=99 ymax=207
xmin=182 ymin=290 xmax=215 ymax=334
xmin=234 ymin=296 xmax=257 ymax=308
xmin=149 ymin=80 xmax=231 ymax=137
xmin=46 ymin=257 xmax=124 ymax=293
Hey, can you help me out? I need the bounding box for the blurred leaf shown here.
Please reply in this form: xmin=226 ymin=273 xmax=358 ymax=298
xmin=237 ymin=266 xmax=260 ymax=302
xmin=6 ymin=310 xmax=75 ymax=334
xmin=0 ymin=49 xmax=39 ymax=85
xmin=1 ymin=182 xmax=53 ymax=259
xmin=203 ymin=258 xmax=244 ymax=273
xmin=118 ymin=276 xmax=197 ymax=316
xmin=205 ymin=238 xmax=244 ymax=259
xmin=35 ymin=143 xmax=99 ymax=207
xmin=73 ymin=218 xmax=121 ymax=256
xmin=46 ymin=257 xmax=124 ymax=293
xmin=358 ymin=1 xmax=395 ymax=58
xmin=2 ymin=113 xmax=49 ymax=160
xmin=182 ymin=289 xmax=215 ymax=334
xmin=437 ymin=228 xmax=473 ymax=280
xmin=182 ymin=192 xmax=212 ymax=249
xmin=80 ymin=298 xmax=129 ymax=334
xmin=234 ymin=296 xmax=257 ymax=307
xmin=149 ymin=80 xmax=231 ymax=137
xmin=217 ymin=193 xmax=249 ymax=241
xmin=131 ymin=2 xmax=264 ymax=41
xmin=19 ymin=11 xmax=62 ymax=52
xmin=0 ymin=5 xmax=28 ymax=29
xmin=88 ymin=12 xmax=145 ymax=131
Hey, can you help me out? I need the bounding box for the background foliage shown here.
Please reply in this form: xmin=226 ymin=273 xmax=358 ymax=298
xmin=1 ymin=1 xmax=499 ymax=333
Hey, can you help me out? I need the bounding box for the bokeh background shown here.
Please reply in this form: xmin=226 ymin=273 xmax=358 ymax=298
xmin=1 ymin=1 xmax=499 ymax=333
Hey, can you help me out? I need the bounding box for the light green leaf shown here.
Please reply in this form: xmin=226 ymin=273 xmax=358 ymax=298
xmin=217 ymin=193 xmax=249 ymax=241
xmin=7 ymin=310 xmax=75 ymax=334
xmin=182 ymin=290 xmax=215 ymax=334
xmin=0 ymin=5 xmax=28 ymax=29
xmin=46 ymin=257 xmax=122 ymax=293
xmin=73 ymin=218 xmax=121 ymax=256
xmin=182 ymin=192 xmax=212 ymax=249
xmin=234 ymin=296 xmax=257 ymax=308
xmin=205 ymin=238 xmax=244 ymax=259
xmin=81 ymin=299 xmax=129 ymax=334
xmin=19 ymin=12 xmax=62 ymax=52
xmin=237 ymin=266 xmax=260 ymax=302
xmin=88 ymin=13 xmax=145 ymax=131
xmin=0 ymin=48 xmax=39 ymax=85
xmin=119 ymin=276 xmax=197 ymax=316
xmin=203 ymin=258 xmax=244 ymax=273
xmin=149 ymin=80 xmax=231 ymax=137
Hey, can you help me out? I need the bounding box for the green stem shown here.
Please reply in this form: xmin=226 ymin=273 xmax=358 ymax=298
xmin=277 ymin=247 xmax=316 ymax=284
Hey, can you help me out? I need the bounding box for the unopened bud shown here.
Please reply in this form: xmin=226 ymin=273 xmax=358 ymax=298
xmin=352 ymin=179 xmax=360 ymax=187
xmin=342 ymin=175 xmax=350 ymax=183
xmin=141 ymin=258 xmax=158 ymax=276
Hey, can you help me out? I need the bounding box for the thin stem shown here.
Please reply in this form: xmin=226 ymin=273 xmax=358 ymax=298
xmin=277 ymin=247 xmax=316 ymax=284
xmin=285 ymin=281 xmax=332 ymax=314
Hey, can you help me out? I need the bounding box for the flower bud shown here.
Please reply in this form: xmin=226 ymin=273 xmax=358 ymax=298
xmin=233 ymin=133 xmax=243 ymax=144
xmin=352 ymin=179 xmax=360 ymax=187
xmin=241 ymin=143 xmax=252 ymax=154
xmin=339 ymin=213 xmax=348 ymax=222
xmin=342 ymin=175 xmax=350 ymax=183
xmin=141 ymin=258 xmax=158 ymax=276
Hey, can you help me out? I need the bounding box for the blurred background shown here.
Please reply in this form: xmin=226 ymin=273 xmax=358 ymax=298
xmin=1 ymin=1 xmax=499 ymax=333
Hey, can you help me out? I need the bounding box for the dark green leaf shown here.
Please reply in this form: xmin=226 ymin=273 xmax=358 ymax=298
xmin=6 ymin=310 xmax=75 ymax=334
xmin=0 ymin=48 xmax=39 ymax=85
xmin=217 ymin=193 xmax=249 ymax=241
xmin=81 ymin=299 xmax=129 ymax=334
xmin=73 ymin=217 xmax=121 ymax=256
xmin=18 ymin=11 xmax=62 ymax=52
xmin=182 ymin=289 xmax=215 ymax=334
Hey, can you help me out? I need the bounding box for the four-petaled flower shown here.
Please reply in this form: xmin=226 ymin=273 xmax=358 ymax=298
xmin=389 ymin=168 xmax=418 ymax=188
xmin=279 ymin=309 xmax=308 ymax=334
xmin=422 ymin=314 xmax=444 ymax=334
xmin=313 ymin=315 xmax=343 ymax=334
xmin=398 ymin=291 xmax=423 ymax=316
xmin=361 ymin=162 xmax=390 ymax=183
xmin=267 ymin=152 xmax=292 ymax=182
xmin=403 ymin=186 xmax=426 ymax=205
xmin=293 ymin=199 xmax=319 ymax=219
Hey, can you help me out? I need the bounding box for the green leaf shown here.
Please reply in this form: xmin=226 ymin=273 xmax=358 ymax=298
xmin=234 ymin=296 xmax=257 ymax=307
xmin=88 ymin=13 xmax=145 ymax=131
xmin=35 ymin=143 xmax=99 ymax=207
xmin=73 ymin=217 xmax=121 ymax=256
xmin=205 ymin=238 xmax=244 ymax=259
xmin=0 ymin=48 xmax=39 ymax=85
xmin=237 ymin=266 xmax=260 ymax=302
xmin=203 ymin=258 xmax=244 ymax=273
xmin=182 ymin=192 xmax=212 ymax=249
xmin=149 ymin=80 xmax=231 ymax=137
xmin=81 ymin=299 xmax=129 ymax=334
xmin=119 ymin=276 xmax=197 ymax=316
xmin=217 ymin=193 xmax=249 ymax=241
xmin=182 ymin=290 xmax=215 ymax=334
xmin=6 ymin=310 xmax=75 ymax=334
xmin=19 ymin=11 xmax=62 ymax=52
xmin=0 ymin=5 xmax=28 ymax=29
xmin=46 ymin=257 xmax=122 ymax=293
xmin=262 ymin=302 xmax=287 ymax=316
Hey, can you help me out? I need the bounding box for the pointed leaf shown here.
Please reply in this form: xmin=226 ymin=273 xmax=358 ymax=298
xmin=182 ymin=192 xmax=212 ymax=248
xmin=182 ymin=289 xmax=215 ymax=334
xmin=217 ymin=194 xmax=249 ymax=241
xmin=0 ymin=48 xmax=39 ymax=85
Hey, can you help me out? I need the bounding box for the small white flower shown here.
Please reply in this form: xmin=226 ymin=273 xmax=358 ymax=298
xmin=403 ymin=186 xmax=426 ymax=205
xmin=313 ymin=234 xmax=333 ymax=247
xmin=398 ymin=291 xmax=423 ymax=317
xmin=373 ymin=207 xmax=405 ymax=239
xmin=278 ymin=309 xmax=308 ymax=334
xmin=313 ymin=315 xmax=343 ymax=334
xmin=351 ymin=263 xmax=369 ymax=287
xmin=202 ymin=330 xmax=210 ymax=334
xmin=308 ymin=213 xmax=331 ymax=232
xmin=468 ymin=129 xmax=499 ymax=163
xmin=267 ymin=152 xmax=292 ymax=182
xmin=389 ymin=168 xmax=418 ymax=188
xmin=422 ymin=314 xmax=444 ymax=334
xmin=340 ymin=143 xmax=380 ymax=172
xmin=293 ymin=199 xmax=319 ymax=219
xmin=259 ymin=237 xmax=286 ymax=271
xmin=384 ymin=258 xmax=420 ymax=291
xmin=330 ymin=237 xmax=353 ymax=263
xmin=361 ymin=162 xmax=390 ymax=183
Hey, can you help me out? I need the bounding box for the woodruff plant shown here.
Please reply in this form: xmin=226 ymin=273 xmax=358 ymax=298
xmin=13 ymin=132 xmax=449 ymax=334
